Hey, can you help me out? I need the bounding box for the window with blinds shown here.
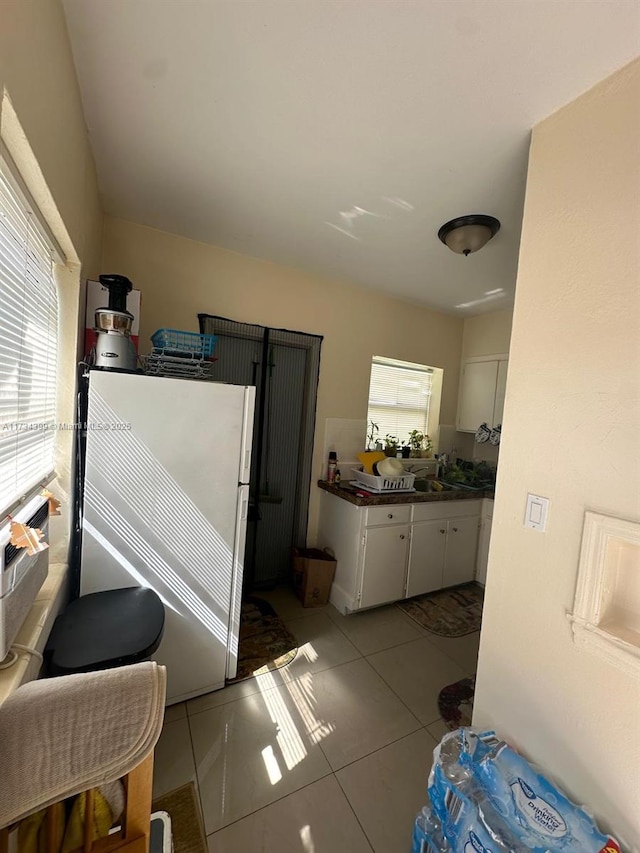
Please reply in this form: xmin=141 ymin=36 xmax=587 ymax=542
xmin=0 ymin=158 xmax=58 ymax=516
xmin=367 ymin=356 xmax=433 ymax=445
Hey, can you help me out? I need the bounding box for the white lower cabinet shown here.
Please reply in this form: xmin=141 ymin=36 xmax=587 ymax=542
xmin=318 ymin=491 xmax=482 ymax=613
xmin=406 ymin=520 xmax=447 ymax=598
xmin=360 ymin=524 xmax=410 ymax=608
xmin=406 ymin=515 xmax=479 ymax=598
xmin=444 ymin=516 xmax=481 ymax=586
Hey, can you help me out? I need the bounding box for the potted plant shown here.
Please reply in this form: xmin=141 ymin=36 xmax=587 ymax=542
xmin=366 ymin=420 xmax=379 ymax=451
xmin=383 ymin=434 xmax=399 ymax=457
xmin=400 ymin=442 xmax=411 ymax=459
xmin=421 ymin=434 xmax=434 ymax=458
xmin=408 ymin=430 xmax=424 ymax=459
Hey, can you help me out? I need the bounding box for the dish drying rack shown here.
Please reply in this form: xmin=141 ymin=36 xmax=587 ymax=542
xmin=143 ymin=329 xmax=217 ymax=379
xmin=143 ymin=349 xmax=216 ymax=379
xmin=350 ymin=468 xmax=416 ymax=493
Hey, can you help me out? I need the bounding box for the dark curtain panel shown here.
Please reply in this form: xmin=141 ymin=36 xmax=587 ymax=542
xmin=199 ymin=314 xmax=322 ymax=589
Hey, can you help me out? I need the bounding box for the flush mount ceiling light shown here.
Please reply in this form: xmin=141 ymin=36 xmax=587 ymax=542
xmin=438 ymin=214 xmax=501 ymax=256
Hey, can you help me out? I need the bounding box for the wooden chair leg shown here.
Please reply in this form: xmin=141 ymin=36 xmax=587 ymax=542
xmin=88 ymin=753 xmax=155 ymax=853
xmin=0 ymin=827 xmax=9 ymax=853
xmin=122 ymin=753 xmax=154 ymax=852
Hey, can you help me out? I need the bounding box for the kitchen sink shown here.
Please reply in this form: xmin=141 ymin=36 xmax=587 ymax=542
xmin=414 ymin=479 xmax=460 ymax=492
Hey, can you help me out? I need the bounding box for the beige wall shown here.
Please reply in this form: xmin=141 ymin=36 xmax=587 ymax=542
xmin=1 ymin=0 xmax=102 ymax=275
xmin=1 ymin=0 xmax=104 ymax=559
xmin=474 ymin=57 xmax=640 ymax=848
xmin=102 ymin=216 xmax=464 ymax=543
xmin=462 ymin=308 xmax=512 ymax=359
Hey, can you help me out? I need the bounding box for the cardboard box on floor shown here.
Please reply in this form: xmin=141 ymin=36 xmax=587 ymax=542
xmin=292 ymin=548 xmax=337 ymax=607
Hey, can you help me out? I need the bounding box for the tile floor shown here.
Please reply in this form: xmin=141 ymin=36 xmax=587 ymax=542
xmin=153 ymin=586 xmax=480 ymax=852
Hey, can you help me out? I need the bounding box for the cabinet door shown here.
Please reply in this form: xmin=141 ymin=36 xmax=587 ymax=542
xmin=444 ymin=517 xmax=480 ymax=587
xmin=492 ymin=360 xmax=508 ymax=427
xmin=457 ymin=360 xmax=499 ymax=432
xmin=360 ymin=525 xmax=410 ymax=608
xmin=406 ymin=520 xmax=447 ymax=598
xmin=475 ymin=517 xmax=492 ymax=586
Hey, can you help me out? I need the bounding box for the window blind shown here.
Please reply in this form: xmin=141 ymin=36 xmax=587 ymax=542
xmin=0 ymin=161 xmax=58 ymax=516
xmin=367 ymin=357 xmax=432 ymax=445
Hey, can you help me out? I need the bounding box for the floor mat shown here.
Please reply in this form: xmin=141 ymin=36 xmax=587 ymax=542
xmin=230 ymin=596 xmax=298 ymax=683
xmin=437 ymin=676 xmax=476 ymax=731
xmin=152 ymin=783 xmax=206 ymax=853
xmin=397 ymin=583 xmax=484 ymax=637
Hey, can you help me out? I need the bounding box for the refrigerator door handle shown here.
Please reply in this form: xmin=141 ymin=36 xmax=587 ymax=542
xmin=226 ymin=484 xmax=250 ymax=681
xmin=239 ymin=386 xmax=256 ymax=484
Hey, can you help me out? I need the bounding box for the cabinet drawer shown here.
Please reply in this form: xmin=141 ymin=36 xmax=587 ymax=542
xmin=412 ymin=500 xmax=482 ymax=522
xmin=365 ymin=505 xmax=412 ymax=526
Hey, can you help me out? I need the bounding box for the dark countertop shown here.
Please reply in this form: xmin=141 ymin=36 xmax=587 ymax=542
xmin=318 ymin=480 xmax=495 ymax=507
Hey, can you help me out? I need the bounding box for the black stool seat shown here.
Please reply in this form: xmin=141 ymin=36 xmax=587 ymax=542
xmin=46 ymin=587 xmax=165 ymax=676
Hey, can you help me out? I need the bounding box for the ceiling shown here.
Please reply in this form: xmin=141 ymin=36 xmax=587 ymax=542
xmin=62 ymin=0 xmax=639 ymax=315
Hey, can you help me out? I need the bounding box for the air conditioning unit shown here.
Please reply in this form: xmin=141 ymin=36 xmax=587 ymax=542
xmin=0 ymin=494 xmax=50 ymax=662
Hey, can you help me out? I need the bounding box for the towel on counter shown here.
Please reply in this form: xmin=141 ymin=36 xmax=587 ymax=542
xmin=0 ymin=661 xmax=166 ymax=830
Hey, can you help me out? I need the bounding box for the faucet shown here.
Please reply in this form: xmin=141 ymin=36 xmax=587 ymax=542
xmin=410 ymin=464 xmax=440 ymax=478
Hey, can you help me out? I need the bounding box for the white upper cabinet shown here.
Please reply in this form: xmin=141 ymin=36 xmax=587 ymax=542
xmin=457 ymin=361 xmax=498 ymax=432
xmin=456 ymin=355 xmax=508 ymax=433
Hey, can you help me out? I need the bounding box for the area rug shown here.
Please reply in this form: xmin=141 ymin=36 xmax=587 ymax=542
xmin=397 ymin=583 xmax=484 ymax=637
xmin=438 ymin=676 xmax=476 ymax=731
xmin=152 ymin=783 xmax=206 ymax=853
xmin=231 ymin=596 xmax=298 ymax=682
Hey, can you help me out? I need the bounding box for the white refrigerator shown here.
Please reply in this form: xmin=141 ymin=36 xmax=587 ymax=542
xmin=79 ymin=369 xmax=255 ymax=704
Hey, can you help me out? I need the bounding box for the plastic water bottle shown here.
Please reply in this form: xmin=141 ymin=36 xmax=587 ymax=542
xmin=412 ymin=806 xmax=450 ymax=853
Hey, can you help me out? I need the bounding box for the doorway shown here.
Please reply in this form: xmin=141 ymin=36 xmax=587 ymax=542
xmin=198 ymin=315 xmax=322 ymax=592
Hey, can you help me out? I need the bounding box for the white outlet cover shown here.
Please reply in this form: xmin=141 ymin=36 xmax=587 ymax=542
xmin=525 ymin=493 xmax=549 ymax=531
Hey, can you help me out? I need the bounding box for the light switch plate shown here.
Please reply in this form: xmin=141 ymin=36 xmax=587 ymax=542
xmin=525 ymin=493 xmax=549 ymax=531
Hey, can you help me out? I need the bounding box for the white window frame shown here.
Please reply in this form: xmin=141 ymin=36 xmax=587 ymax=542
xmin=0 ymin=149 xmax=62 ymax=517
xmin=367 ymin=356 xmax=436 ymax=449
xmin=568 ymin=511 xmax=640 ymax=677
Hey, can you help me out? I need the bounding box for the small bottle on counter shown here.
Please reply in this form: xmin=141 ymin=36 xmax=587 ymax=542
xmin=327 ymin=451 xmax=337 ymax=483
xmin=335 ymin=469 xmax=341 ymax=484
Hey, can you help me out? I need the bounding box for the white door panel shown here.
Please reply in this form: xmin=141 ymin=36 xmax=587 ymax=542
xmin=406 ymin=520 xmax=446 ymax=598
xmin=81 ymin=493 xmax=230 ymax=702
xmin=457 ymin=360 xmax=498 ymax=432
xmin=444 ymin=517 xmax=479 ymax=587
xmin=87 ymin=372 xmax=247 ymax=548
xmin=81 ymin=371 xmax=250 ymax=703
xmin=360 ymin=525 xmax=410 ymax=609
